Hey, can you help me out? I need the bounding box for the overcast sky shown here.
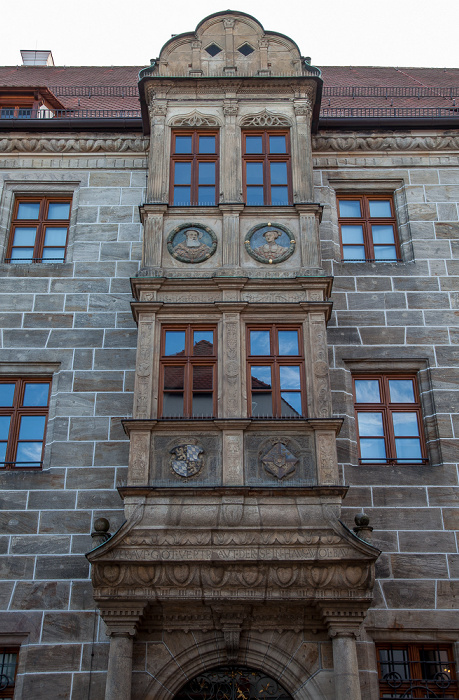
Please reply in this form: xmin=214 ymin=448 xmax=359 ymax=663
xmin=2 ymin=0 xmax=459 ymax=69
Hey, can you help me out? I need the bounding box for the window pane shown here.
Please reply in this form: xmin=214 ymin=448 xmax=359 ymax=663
xmin=372 ymin=224 xmax=395 ymax=245
xmin=251 ymin=366 xmax=272 ymax=389
xmin=11 ymin=248 xmax=34 ymax=262
xmin=174 ymin=162 xmax=191 ymax=184
xmin=0 ymin=384 xmax=15 ymax=406
xmin=389 ymin=379 xmax=415 ymax=403
xmin=246 ymin=162 xmax=263 ymax=184
xmin=47 ymin=202 xmax=70 ymax=219
xmin=355 ymin=379 xmax=381 ymax=403
xmin=279 ymin=366 xmax=301 ymax=390
xmin=360 ymin=438 xmax=386 ymax=461
xmin=270 ymin=162 xmax=288 ymax=184
xmin=175 ymin=136 xmax=192 ymax=153
xmin=0 ymin=651 xmax=17 ymax=685
xmin=162 ymin=393 xmax=184 ymax=417
xmin=0 ymin=442 xmax=7 ymax=464
xmin=374 ymin=245 xmax=397 ymax=260
xmin=0 ymin=416 xmax=11 ymax=440
xmin=271 ymin=187 xmax=289 ymax=205
xmin=198 ymin=187 xmax=215 ymax=205
xmin=19 ymin=415 xmax=46 ymax=440
xmin=246 ymin=135 xmax=263 ymax=154
xmin=357 ymin=412 xmax=384 ymax=436
xmin=280 ymin=392 xmax=302 ymax=417
xmin=342 ymin=246 xmax=365 ymax=260
xmin=17 ymin=202 xmax=40 ymax=219
xmin=269 ymin=135 xmax=286 ymax=153
xmin=369 ymin=200 xmax=392 ymax=217
xmin=44 ymin=228 xmax=67 ymax=246
xmin=339 ymin=200 xmax=361 ymax=217
xmin=392 ymin=412 xmax=419 ymax=436
xmin=395 ymin=437 xmax=422 ymax=461
xmin=16 ymin=442 xmax=43 ymax=465
xmin=13 ymin=227 xmax=37 ymax=246
xmin=193 ymin=366 xmax=213 ymax=390
xmin=246 ymin=187 xmax=264 ymax=205
xmin=278 ymin=330 xmax=299 ymax=356
xmin=23 ymin=383 xmax=49 ymax=406
xmin=173 ymin=187 xmax=191 ymax=206
xmin=250 ymin=330 xmax=271 ymax=355
xmin=18 ymin=108 xmax=32 ymax=119
xmin=193 ymin=331 xmax=214 ymax=355
xmin=42 ymin=248 xmax=65 ymax=261
xmin=192 ymin=393 xmax=213 ymax=416
xmin=164 ymin=366 xmax=184 ymax=390
xmin=199 ymin=135 xmax=215 ymax=153
xmin=198 ymin=162 xmax=215 ymax=185
xmin=341 ymin=225 xmax=364 ymax=245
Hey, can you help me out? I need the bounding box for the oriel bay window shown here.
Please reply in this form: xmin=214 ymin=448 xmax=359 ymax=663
xmin=242 ymin=131 xmax=292 ymax=206
xmin=248 ymin=325 xmax=305 ymax=418
xmin=0 ymin=378 xmax=51 ymax=469
xmin=377 ymin=643 xmax=458 ymax=698
xmin=160 ymin=326 xmax=217 ymax=417
xmin=353 ymin=374 xmax=426 ymax=464
xmin=170 ymin=130 xmax=219 ymax=206
xmin=338 ymin=194 xmax=400 ymax=261
xmin=6 ymin=195 xmax=71 ymax=263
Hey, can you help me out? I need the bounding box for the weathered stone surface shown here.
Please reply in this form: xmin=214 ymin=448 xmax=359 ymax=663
xmin=382 ymin=580 xmax=435 ymax=608
xmin=35 ymin=556 xmax=90 ymax=580
xmin=39 ymin=511 xmax=91 ymax=534
xmin=390 ymin=554 xmax=448 ymax=579
xmin=10 ymin=535 xmax=71 ymax=555
xmin=0 ymin=512 xmax=38 ymax=534
xmin=21 ymin=673 xmax=72 ymax=699
xmin=11 ymin=582 xmax=70 ymax=610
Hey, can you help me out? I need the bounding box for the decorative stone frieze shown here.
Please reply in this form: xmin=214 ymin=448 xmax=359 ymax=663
xmin=0 ymin=134 xmax=148 ymax=153
xmin=168 ymin=111 xmax=221 ymax=127
xmin=312 ymin=131 xmax=459 ymax=152
xmin=239 ymin=110 xmax=292 ymax=127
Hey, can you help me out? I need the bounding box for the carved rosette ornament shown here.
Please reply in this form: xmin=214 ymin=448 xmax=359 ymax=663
xmin=245 ymin=222 xmax=295 ymax=264
xmin=261 ymin=441 xmax=298 ymax=480
xmin=167 ymin=223 xmax=217 ymax=263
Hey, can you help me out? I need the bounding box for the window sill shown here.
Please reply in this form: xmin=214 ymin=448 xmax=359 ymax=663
xmin=0 ymin=262 xmax=73 ymax=277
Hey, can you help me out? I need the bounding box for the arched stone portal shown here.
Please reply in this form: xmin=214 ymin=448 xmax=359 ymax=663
xmin=173 ymin=666 xmax=293 ymax=700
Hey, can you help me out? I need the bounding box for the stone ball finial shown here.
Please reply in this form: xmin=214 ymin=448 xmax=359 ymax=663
xmin=94 ymin=517 xmax=110 ymax=533
xmin=354 ymin=512 xmax=370 ymax=528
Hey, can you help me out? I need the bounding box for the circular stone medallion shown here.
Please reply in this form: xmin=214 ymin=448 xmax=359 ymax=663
xmin=167 ymin=223 xmax=217 ymax=264
xmin=245 ymin=222 xmax=295 ymax=264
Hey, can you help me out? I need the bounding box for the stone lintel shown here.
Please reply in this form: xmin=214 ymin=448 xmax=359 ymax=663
xmin=117 ymin=485 xmax=349 ymax=498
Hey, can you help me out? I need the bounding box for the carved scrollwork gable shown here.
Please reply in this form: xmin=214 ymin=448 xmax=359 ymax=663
xmin=239 ymin=110 xmax=292 ymax=128
xmin=169 ymin=111 xmax=221 ymax=128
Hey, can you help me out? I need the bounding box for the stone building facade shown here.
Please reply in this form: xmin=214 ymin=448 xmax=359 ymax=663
xmin=0 ymin=10 xmax=458 ymax=700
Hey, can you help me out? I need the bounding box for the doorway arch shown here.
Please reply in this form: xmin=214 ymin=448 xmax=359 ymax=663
xmin=173 ymin=665 xmax=293 ymax=699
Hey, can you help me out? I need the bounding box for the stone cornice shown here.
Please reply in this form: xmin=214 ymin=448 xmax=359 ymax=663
xmin=0 ymin=134 xmax=149 ymax=154
xmin=312 ymin=131 xmax=459 ymax=153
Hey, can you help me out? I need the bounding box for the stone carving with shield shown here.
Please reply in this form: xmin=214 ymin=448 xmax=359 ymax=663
xmin=170 ymin=443 xmax=204 ymax=478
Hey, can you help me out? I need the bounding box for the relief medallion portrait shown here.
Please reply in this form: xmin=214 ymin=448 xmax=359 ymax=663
xmin=245 ymin=222 xmax=295 ymax=264
xmin=167 ymin=223 xmax=217 ymax=263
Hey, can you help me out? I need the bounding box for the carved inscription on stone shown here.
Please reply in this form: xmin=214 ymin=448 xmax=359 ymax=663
xmin=241 ymin=292 xmax=305 ymax=303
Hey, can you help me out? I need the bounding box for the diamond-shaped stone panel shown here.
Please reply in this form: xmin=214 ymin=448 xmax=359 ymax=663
xmin=205 ymin=44 xmax=222 ymax=57
xmin=238 ymin=44 xmax=255 ymax=56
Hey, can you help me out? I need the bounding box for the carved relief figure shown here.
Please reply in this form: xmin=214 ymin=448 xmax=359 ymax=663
xmin=261 ymin=441 xmax=298 ymax=479
xmin=245 ymin=223 xmax=295 ymax=264
xmin=167 ymin=223 xmax=217 ymax=264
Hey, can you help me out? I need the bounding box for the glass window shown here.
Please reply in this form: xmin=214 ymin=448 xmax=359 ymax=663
xmin=0 ymin=378 xmax=50 ymax=470
xmin=0 ymin=646 xmax=19 ymax=698
xmin=377 ymin=644 xmax=458 ymax=699
xmin=7 ymin=196 xmax=71 ymax=264
xmin=243 ymin=130 xmax=292 ymax=206
xmin=353 ymin=374 xmax=426 ymax=465
xmin=160 ymin=326 xmax=216 ymax=418
xmin=170 ymin=130 xmax=219 ymax=206
xmin=248 ymin=325 xmax=305 ymax=418
xmin=337 ymin=194 xmax=400 ymax=262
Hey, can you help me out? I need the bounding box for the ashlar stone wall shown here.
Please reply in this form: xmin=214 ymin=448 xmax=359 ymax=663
xmin=314 ymin=134 xmax=459 ymax=640
xmin=0 ymin=136 xmax=146 ymax=698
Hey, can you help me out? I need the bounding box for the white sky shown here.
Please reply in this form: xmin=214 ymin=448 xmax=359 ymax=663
xmin=2 ymin=0 xmax=459 ymax=69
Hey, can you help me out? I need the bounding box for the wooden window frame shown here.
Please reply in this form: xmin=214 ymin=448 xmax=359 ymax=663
xmin=0 ymin=377 xmax=51 ymax=471
xmin=159 ymin=325 xmax=217 ymax=418
xmin=242 ymin=130 xmax=293 ymax=206
xmin=337 ymin=193 xmax=401 ymax=262
xmin=169 ymin=130 xmax=219 ymax=206
xmin=247 ymin=324 xmax=306 ymax=418
xmin=0 ymin=646 xmax=19 ymax=699
xmin=353 ymin=373 xmax=427 ymax=466
xmin=377 ymin=643 xmax=458 ymax=698
xmin=6 ymin=195 xmax=71 ymax=263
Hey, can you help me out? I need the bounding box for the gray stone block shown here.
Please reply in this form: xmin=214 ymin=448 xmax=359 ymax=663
xmin=89 ymin=172 xmax=130 ymax=187
xmin=72 ymin=349 xmax=93 ymax=369
xmin=72 ymin=242 xmax=102 ymax=262
xmin=28 ymin=490 xmax=76 ymax=510
xmin=25 ymin=643 xmax=81 ymax=672
xmin=50 ymin=441 xmax=94 ymax=467
xmin=0 ymin=294 xmax=34 ymax=311
xmin=0 ymin=582 xmax=14 ymax=608
xmin=99 ymin=207 xmax=133 ymax=224
xmin=51 ymin=278 xmax=109 ymax=293
xmin=10 ymin=535 xmax=70 ymax=555
xmin=0 ymin=469 xmax=65 ymax=490
xmin=0 ymin=491 xmax=27 ymax=510
xmin=47 ymin=329 xmax=104 ymax=348
xmin=0 ymin=556 xmax=34 ymax=580
xmin=75 ymin=205 xmax=99 ymax=223
xmin=69 ymin=417 xmax=110 ymax=441
xmin=34 ymin=294 xmax=65 ymax=312
xmin=0 ymin=313 xmax=23 ymax=328
xmin=64 ymin=294 xmax=89 ymax=312
xmin=93 ymin=349 xmax=136 ymax=370
xmin=39 ymin=511 xmax=91 ymax=535
xmin=70 ymin=671 xmax=107 ymax=700
xmin=95 ymin=392 xmax=133 ymax=416
xmin=381 ymin=580 xmax=435 ymax=608
xmin=77 ymin=489 xmax=123 ymax=509
xmin=11 ymin=581 xmax=71 ymax=610
xmin=0 ymin=512 xmax=38 ymax=534
xmin=399 ymin=531 xmax=457 ymax=553
xmin=93 ymin=441 xmax=129 ymax=467
xmin=78 ymin=187 xmax=121 ymax=205
xmin=88 ymin=293 xmax=132 ymax=311
xmin=35 ymin=556 xmax=90 ymax=581
xmin=55 ymin=392 xmax=95 ymax=417
xmin=74 ymin=262 xmax=116 ymax=278
xmin=20 ymin=672 xmax=72 ymax=699
xmin=359 ymin=327 xmax=405 ymax=345
xmin=73 ymin=312 xmax=117 ymax=328
xmin=70 ymin=580 xmax=99 ymax=611
xmin=3 ymin=329 xmax=49 ymax=347
xmin=437 ymin=581 xmax=459 ymax=608
xmin=73 ymin=370 xmax=124 ymax=392
xmin=372 ymin=487 xmax=427 ymax=507
xmin=65 ymin=466 xmax=115 ymax=490
xmin=390 ymin=553 xmax=448 ymax=578
xmin=75 ymin=223 xmax=118 ymax=241
xmin=103 ymin=329 xmax=137 ymax=348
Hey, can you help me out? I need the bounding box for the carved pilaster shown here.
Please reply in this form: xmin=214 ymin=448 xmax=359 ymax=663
xmin=292 ymin=96 xmax=314 ymax=201
xmin=309 ymin=312 xmax=332 ymax=417
xmin=259 ymin=38 xmax=269 ymax=73
xmin=296 ymin=206 xmax=322 ymax=269
xmin=315 ymin=431 xmax=339 ymax=485
xmin=323 ymin=613 xmax=365 ymax=700
xmin=221 ymin=101 xmax=241 ymax=203
xmin=220 ymin=204 xmax=243 ymax=266
xmin=128 ymin=429 xmax=151 ymax=486
xmin=140 ymin=205 xmax=167 ymax=270
xmin=133 ymin=312 xmax=158 ymax=419
xmin=147 ymin=102 xmax=168 ymax=202
xmin=191 ymin=40 xmax=202 ymax=75
xmin=221 ymin=311 xmax=243 ymax=417
xmin=223 ymin=18 xmax=235 ymax=68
